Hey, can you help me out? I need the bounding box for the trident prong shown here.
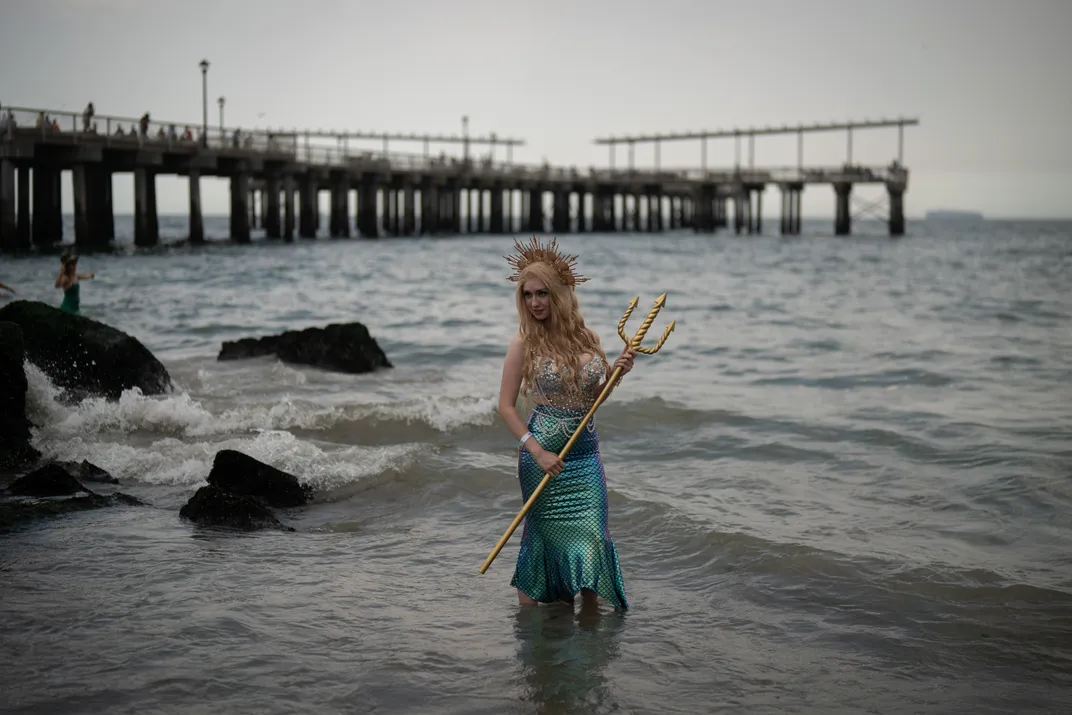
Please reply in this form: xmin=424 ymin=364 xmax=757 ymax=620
xmin=618 ymin=292 xmax=672 ymax=352
xmin=616 ymin=296 xmax=640 ymax=345
xmin=636 ymin=320 xmax=676 ymax=354
xmin=613 ymin=292 xmax=673 ymax=385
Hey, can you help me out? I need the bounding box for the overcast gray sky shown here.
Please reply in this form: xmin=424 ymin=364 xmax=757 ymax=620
xmin=3 ymin=0 xmax=1070 ymax=218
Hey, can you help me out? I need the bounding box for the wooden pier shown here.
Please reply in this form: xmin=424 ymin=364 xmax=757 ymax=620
xmin=0 ymin=106 xmax=915 ymax=252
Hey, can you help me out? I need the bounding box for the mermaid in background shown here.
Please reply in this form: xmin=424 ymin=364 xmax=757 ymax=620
xmin=497 ymin=237 xmax=636 ymax=611
xmin=54 ymin=253 xmax=95 ymax=314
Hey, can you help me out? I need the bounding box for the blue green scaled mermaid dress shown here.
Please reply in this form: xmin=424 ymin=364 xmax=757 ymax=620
xmin=60 ymin=282 xmax=80 ymax=314
xmin=511 ymin=355 xmax=629 ymax=610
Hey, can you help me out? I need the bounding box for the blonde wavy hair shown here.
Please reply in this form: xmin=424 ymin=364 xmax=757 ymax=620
xmin=515 ymin=261 xmax=607 ymax=398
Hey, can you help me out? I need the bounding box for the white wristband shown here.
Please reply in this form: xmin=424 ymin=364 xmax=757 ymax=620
xmin=519 ymin=431 xmax=533 ymax=447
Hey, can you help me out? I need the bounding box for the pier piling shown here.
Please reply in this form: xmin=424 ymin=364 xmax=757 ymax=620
xmin=32 ymin=166 xmax=62 ymax=247
xmin=189 ymin=170 xmax=204 ymax=243
xmin=90 ymin=167 xmax=114 ymax=245
xmin=420 ymin=182 xmax=435 ymax=235
xmin=780 ymin=184 xmax=801 ymax=236
xmin=229 ymin=172 xmax=251 ymax=243
xmin=16 ymin=167 xmax=30 ymax=250
xmin=526 ymin=190 xmax=541 ymax=233
xmin=299 ymin=175 xmax=317 ymax=238
xmin=72 ymin=165 xmax=90 ymax=247
xmin=133 ymin=168 xmax=159 ymax=246
xmin=754 ymin=188 xmax=763 ymax=234
xmin=403 ymin=185 xmax=416 ymax=236
xmin=888 ymin=183 xmax=905 ymax=236
xmin=357 ymin=178 xmax=377 ymax=238
xmin=490 ymin=187 xmax=504 ymax=234
xmin=331 ymin=176 xmax=350 ymax=238
xmin=265 ymin=176 xmax=281 ymax=239
xmin=552 ymin=190 xmax=569 ymax=234
xmin=834 ymin=182 xmax=852 ymax=236
xmin=283 ymin=175 xmax=295 ymax=241
xmin=0 ymin=160 xmax=14 ymax=251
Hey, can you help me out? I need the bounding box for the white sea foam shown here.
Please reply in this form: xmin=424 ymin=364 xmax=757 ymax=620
xmin=353 ymin=393 xmax=499 ymax=432
xmin=22 ymin=362 xmax=445 ymax=488
xmin=24 ymin=360 xmax=498 ymax=442
xmin=31 ymin=428 xmax=428 ymax=489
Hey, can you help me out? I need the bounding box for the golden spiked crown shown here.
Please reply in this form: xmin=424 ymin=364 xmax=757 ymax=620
xmin=505 ymin=236 xmax=589 ymax=286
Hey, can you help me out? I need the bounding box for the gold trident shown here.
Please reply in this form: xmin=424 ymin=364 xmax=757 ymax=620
xmin=479 ymin=293 xmax=675 ymax=574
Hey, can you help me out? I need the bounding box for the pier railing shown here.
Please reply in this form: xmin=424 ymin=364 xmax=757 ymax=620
xmin=0 ymin=105 xmax=300 ymax=155
xmin=1 ymin=105 xmax=906 ymax=186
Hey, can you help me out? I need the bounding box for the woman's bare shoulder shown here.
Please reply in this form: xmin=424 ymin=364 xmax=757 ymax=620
xmin=505 ymin=333 xmax=526 ymax=358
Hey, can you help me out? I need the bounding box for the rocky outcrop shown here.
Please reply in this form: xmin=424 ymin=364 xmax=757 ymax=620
xmin=7 ymin=460 xmax=118 ymax=492
xmin=0 ymin=492 xmax=145 ymax=531
xmin=218 ymin=322 xmax=392 ymax=374
xmin=0 ymin=300 xmax=172 ymax=402
xmin=178 ymin=450 xmax=308 ymax=531
xmin=0 ymin=321 xmax=41 ymax=471
xmin=179 ymin=486 xmax=292 ymax=532
xmin=207 ymin=449 xmax=311 ymax=508
xmin=7 ymin=463 xmax=91 ymax=497
xmin=57 ymin=459 xmax=120 ymax=484
xmin=0 ymin=461 xmax=145 ymax=531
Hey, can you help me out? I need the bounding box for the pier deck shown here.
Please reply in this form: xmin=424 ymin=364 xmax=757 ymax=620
xmin=0 ymin=105 xmax=911 ymax=251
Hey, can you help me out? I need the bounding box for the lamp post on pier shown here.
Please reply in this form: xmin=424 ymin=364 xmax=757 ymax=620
xmin=218 ymin=96 xmax=225 ymax=142
xmin=198 ymin=59 xmax=210 ymax=147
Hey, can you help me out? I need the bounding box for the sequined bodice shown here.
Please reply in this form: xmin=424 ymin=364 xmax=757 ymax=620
xmin=533 ymin=355 xmax=606 ymax=404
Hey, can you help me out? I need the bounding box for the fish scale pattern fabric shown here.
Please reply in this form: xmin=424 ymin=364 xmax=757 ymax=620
xmin=510 ymin=355 xmax=629 ymax=610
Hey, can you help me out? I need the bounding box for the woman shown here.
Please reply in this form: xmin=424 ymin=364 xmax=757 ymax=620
xmin=498 ymin=237 xmax=637 ymax=610
xmin=54 ymin=254 xmax=94 ymax=314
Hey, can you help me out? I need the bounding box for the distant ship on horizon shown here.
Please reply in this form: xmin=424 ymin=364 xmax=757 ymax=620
xmin=925 ymin=209 xmax=985 ymax=221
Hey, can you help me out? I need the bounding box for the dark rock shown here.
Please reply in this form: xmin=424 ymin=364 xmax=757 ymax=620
xmin=57 ymin=459 xmax=119 ymax=484
xmin=1 ymin=457 xmax=142 ymax=533
xmin=218 ymin=336 xmax=277 ymax=360
xmin=179 ymin=485 xmax=293 ymax=532
xmin=0 ymin=490 xmax=148 ymax=531
xmin=0 ymin=321 xmax=41 ymax=471
xmin=207 ymin=449 xmax=311 ymax=508
xmin=218 ymin=322 xmax=392 ymax=374
xmin=0 ymin=300 xmax=172 ymax=401
xmin=7 ymin=463 xmax=91 ymax=497
xmin=111 ymin=493 xmax=145 ymax=507
xmin=176 ymin=451 xmax=309 ymax=533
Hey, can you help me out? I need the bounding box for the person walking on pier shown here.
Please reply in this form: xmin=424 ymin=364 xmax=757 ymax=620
xmin=82 ymin=102 xmax=95 ymax=132
xmin=54 ymin=253 xmax=95 ymax=315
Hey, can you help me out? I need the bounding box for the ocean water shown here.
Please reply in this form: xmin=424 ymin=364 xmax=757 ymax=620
xmin=1 ymin=218 xmax=1070 ymax=714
